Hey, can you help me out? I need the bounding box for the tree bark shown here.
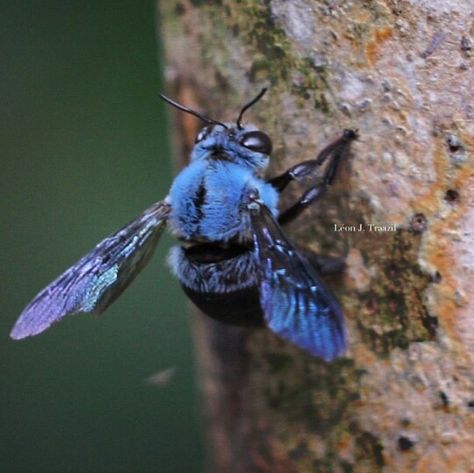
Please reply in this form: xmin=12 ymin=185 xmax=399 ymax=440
xmin=160 ymin=1 xmax=474 ymax=472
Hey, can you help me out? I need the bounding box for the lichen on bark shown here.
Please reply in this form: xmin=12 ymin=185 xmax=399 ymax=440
xmin=160 ymin=1 xmax=474 ymax=471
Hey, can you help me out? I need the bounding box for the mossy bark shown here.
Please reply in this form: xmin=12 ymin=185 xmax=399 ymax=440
xmin=160 ymin=1 xmax=474 ymax=472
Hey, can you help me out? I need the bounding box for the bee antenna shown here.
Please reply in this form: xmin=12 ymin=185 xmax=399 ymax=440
xmin=159 ymin=94 xmax=228 ymax=129
xmin=236 ymin=88 xmax=267 ymax=130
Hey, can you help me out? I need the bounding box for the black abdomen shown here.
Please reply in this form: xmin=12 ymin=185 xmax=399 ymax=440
xmin=168 ymin=242 xmax=263 ymax=326
xmin=181 ymin=283 xmax=263 ymax=326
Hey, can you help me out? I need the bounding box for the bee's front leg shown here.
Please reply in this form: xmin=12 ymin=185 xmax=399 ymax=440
xmin=268 ymin=129 xmax=357 ymax=225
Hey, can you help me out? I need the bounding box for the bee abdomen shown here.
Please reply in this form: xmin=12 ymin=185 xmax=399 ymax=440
xmin=181 ymin=284 xmax=263 ymax=327
xmin=167 ymin=244 xmax=263 ymax=326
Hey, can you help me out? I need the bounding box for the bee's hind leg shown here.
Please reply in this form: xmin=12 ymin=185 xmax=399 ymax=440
xmin=293 ymin=245 xmax=346 ymax=276
xmin=307 ymin=253 xmax=346 ymax=276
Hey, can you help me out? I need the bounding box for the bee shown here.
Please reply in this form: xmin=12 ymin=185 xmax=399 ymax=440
xmin=10 ymin=89 xmax=357 ymax=362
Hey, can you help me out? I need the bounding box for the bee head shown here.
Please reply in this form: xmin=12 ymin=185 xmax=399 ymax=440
xmin=193 ymin=122 xmax=272 ymax=166
xmin=160 ymin=89 xmax=272 ymax=170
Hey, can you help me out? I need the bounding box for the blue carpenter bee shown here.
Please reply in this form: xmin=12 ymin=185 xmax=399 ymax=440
xmin=10 ymin=89 xmax=357 ymax=362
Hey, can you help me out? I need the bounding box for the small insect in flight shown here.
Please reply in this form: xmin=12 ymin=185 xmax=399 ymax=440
xmin=10 ymin=89 xmax=357 ymax=361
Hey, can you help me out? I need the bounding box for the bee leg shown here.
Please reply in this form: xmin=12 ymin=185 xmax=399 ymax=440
xmin=273 ymin=129 xmax=357 ymax=225
xmin=302 ymin=252 xmax=346 ymax=276
xmin=268 ymin=158 xmax=321 ymax=192
xmin=268 ymin=129 xmax=357 ymax=193
xmin=277 ymin=182 xmax=327 ymax=225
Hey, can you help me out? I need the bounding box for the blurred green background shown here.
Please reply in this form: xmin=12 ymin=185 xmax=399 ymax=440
xmin=0 ymin=1 xmax=204 ymax=472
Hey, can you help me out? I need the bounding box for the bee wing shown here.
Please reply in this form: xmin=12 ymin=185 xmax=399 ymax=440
xmin=249 ymin=201 xmax=347 ymax=361
xmin=10 ymin=200 xmax=171 ymax=339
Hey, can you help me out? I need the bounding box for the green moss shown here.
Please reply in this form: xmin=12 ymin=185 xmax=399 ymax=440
xmin=252 ymin=347 xmax=364 ymax=432
xmin=355 ymin=430 xmax=385 ymax=470
xmin=243 ymin=335 xmax=376 ymax=470
xmin=189 ymin=0 xmax=222 ymax=5
xmin=194 ymin=0 xmax=332 ymax=108
xmin=264 ymin=353 xmax=294 ymax=373
xmin=349 ymin=21 xmax=371 ymax=45
xmin=353 ymin=230 xmax=437 ymax=356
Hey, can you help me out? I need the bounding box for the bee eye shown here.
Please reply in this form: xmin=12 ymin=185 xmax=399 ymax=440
xmin=240 ymin=131 xmax=273 ymax=154
xmin=195 ymin=126 xmax=213 ymax=143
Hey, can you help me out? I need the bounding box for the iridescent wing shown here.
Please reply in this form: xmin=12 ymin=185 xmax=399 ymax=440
xmin=10 ymin=200 xmax=171 ymax=339
xmin=249 ymin=200 xmax=347 ymax=361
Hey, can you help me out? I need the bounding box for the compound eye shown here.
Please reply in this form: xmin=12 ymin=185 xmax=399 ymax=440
xmin=240 ymin=130 xmax=273 ymax=154
xmin=195 ymin=125 xmax=213 ymax=143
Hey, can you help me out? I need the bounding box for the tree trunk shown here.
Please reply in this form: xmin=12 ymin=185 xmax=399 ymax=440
xmin=159 ymin=1 xmax=473 ymax=472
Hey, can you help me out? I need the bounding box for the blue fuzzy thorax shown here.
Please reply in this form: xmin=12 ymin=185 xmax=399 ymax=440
xmin=168 ymin=123 xmax=279 ymax=242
